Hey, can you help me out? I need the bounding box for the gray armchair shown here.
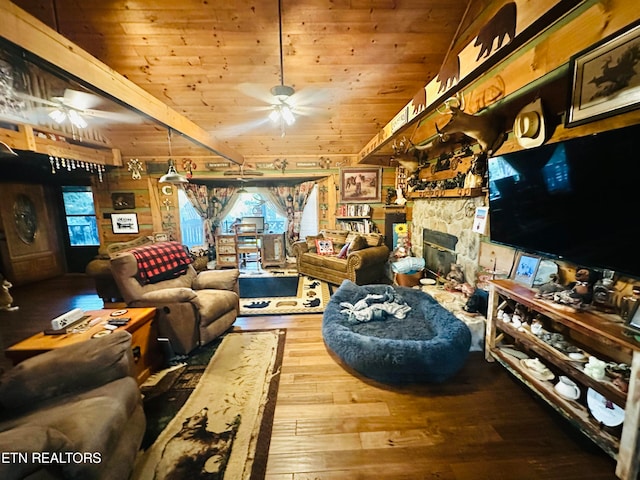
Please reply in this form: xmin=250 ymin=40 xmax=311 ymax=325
xmin=0 ymin=330 xmax=145 ymax=480
xmin=110 ymin=246 xmax=239 ymax=355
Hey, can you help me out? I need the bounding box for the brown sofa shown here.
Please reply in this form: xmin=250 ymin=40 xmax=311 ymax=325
xmin=0 ymin=330 xmax=145 ymax=480
xmin=292 ymin=229 xmax=389 ymax=285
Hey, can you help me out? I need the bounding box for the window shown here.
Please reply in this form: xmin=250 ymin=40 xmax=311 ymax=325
xmin=222 ymin=191 xmax=287 ymax=234
xmin=61 ymin=186 xmax=99 ymax=246
xmin=178 ymin=189 xmax=205 ymax=248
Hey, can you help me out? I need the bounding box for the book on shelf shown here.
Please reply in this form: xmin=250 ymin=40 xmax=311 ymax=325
xmin=336 ymin=219 xmax=373 ymax=233
xmin=337 ymin=204 xmax=371 ymax=217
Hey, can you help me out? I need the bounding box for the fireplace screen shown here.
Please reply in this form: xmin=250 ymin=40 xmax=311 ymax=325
xmin=422 ymin=229 xmax=458 ymax=279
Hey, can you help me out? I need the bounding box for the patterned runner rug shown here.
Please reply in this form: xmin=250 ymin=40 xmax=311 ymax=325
xmin=239 ymin=274 xmax=331 ymax=316
xmin=133 ymin=329 xmax=285 ymax=480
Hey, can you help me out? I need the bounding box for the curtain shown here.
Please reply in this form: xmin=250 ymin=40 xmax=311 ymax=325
xmin=183 ymin=185 xmax=237 ymax=246
xmin=208 ymin=187 xmax=238 ymax=236
xmin=183 ymin=184 xmax=213 ymax=245
xmin=268 ymin=181 xmax=315 ymax=254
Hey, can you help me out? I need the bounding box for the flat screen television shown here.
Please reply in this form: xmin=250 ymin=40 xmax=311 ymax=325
xmin=488 ymin=123 xmax=640 ymax=279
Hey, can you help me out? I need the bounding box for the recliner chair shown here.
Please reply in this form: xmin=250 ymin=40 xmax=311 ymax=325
xmin=110 ymin=242 xmax=239 ymax=355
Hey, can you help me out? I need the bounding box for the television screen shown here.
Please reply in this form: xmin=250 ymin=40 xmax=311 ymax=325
xmin=488 ymin=123 xmax=639 ymax=279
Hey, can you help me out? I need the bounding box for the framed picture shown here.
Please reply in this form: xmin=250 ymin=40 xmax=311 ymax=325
xmin=111 ymin=213 xmax=139 ymax=234
xmin=111 ymin=192 xmax=135 ymax=210
xmin=625 ymin=299 xmax=640 ymax=334
xmin=339 ymin=167 xmax=382 ymax=203
xmin=513 ymin=253 xmax=541 ymax=288
xmin=566 ymin=20 xmax=640 ymax=127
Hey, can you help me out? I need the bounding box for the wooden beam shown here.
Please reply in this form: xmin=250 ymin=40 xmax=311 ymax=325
xmin=0 ymin=0 xmax=244 ymax=165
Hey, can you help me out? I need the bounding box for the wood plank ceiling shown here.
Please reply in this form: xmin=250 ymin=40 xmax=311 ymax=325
xmin=10 ymin=0 xmax=490 ymax=165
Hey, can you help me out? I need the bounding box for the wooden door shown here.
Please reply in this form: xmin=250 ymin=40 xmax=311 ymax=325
xmin=0 ymin=183 xmax=64 ymax=285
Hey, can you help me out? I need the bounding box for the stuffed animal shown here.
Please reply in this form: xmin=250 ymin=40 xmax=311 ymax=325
xmin=0 ymin=276 xmax=19 ymax=312
xmin=445 ymin=263 xmax=465 ymax=291
xmin=548 ymin=268 xmax=595 ymax=309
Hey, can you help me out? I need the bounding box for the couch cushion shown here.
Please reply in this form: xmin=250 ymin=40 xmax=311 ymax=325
xmin=301 ymin=252 xmax=348 ymax=273
xmin=306 ymin=234 xmax=322 ymax=253
xmin=0 ymin=376 xmax=140 ymax=479
xmin=194 ymin=290 xmax=239 ymax=327
xmin=320 ymin=230 xmax=349 ymax=246
xmin=348 ymin=235 xmax=368 ymax=253
xmin=0 ymin=331 xmax=133 ymax=411
xmin=361 ymin=233 xmax=384 ymax=247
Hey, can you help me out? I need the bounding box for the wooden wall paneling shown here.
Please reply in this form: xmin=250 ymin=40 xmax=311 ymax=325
xmin=364 ymin=0 xmax=640 ymax=161
xmin=358 ymin=0 xmax=579 ymax=161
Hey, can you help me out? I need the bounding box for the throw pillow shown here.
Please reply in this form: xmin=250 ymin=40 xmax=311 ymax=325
xmin=315 ymin=239 xmax=334 ymax=256
xmin=348 ymin=235 xmax=368 ymax=253
xmin=306 ymin=234 xmax=322 ymax=252
xmin=337 ymin=242 xmax=350 ymax=259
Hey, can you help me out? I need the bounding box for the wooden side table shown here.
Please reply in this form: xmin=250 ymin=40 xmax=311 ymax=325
xmin=5 ymin=307 xmax=161 ymax=385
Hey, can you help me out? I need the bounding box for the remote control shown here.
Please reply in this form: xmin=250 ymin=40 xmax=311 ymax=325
xmin=108 ymin=318 xmax=130 ymax=326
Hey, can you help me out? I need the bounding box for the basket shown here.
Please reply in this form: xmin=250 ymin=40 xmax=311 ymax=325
xmin=394 ymin=270 xmax=424 ymax=287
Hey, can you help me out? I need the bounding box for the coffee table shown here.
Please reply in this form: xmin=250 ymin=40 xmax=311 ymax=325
xmin=5 ymin=307 xmax=160 ymax=384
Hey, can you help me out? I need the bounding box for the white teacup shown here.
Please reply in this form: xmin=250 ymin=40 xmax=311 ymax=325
xmin=554 ymin=376 xmax=580 ymax=400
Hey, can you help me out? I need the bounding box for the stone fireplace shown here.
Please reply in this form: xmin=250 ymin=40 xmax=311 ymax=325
xmin=411 ymin=197 xmax=484 ymax=284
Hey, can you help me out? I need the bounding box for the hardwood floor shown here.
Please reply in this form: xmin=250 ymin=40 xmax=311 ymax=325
xmin=0 ymin=275 xmax=618 ymax=479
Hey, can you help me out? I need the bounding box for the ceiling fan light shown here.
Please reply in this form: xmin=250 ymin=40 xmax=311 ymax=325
xmin=269 ymin=108 xmax=280 ymax=123
xmin=68 ymin=109 xmax=87 ymax=129
xmin=49 ymin=109 xmax=66 ymax=124
xmin=281 ymin=105 xmax=295 ymax=125
xmin=159 ymin=162 xmax=189 ymax=184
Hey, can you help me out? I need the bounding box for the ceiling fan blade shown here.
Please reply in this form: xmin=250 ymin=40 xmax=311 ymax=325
xmin=62 ymin=89 xmax=104 ymax=110
xmin=14 ymin=92 xmax=59 ymax=108
xmin=214 ymin=117 xmax=272 ymax=138
xmin=78 ymin=108 xmax=142 ymax=124
xmin=236 ymin=82 xmax=277 ymax=105
xmin=288 ymin=86 xmax=334 ymax=107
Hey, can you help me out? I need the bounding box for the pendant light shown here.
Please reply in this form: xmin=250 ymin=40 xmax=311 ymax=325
xmin=159 ymin=128 xmax=189 ymax=185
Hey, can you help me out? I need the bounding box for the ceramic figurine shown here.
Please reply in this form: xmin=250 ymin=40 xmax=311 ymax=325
xmin=0 ymin=275 xmax=19 ymax=312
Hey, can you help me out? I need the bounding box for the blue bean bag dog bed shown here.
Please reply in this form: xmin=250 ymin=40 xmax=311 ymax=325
xmin=322 ymin=280 xmax=472 ymax=384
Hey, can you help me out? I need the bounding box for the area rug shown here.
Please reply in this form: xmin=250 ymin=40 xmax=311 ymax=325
xmin=132 ymin=329 xmax=285 ymax=480
xmin=239 ymin=274 xmax=331 ymax=316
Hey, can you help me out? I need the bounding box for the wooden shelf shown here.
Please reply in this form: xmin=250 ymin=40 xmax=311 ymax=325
xmin=490 ymin=348 xmax=620 ymax=459
xmin=486 ymin=279 xmax=640 ymax=480
xmin=407 ymin=187 xmax=483 ymax=199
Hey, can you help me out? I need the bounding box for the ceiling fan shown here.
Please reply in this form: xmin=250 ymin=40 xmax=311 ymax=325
xmin=223 ymin=161 xmax=264 ymax=177
xmin=223 ymin=0 xmax=331 ymax=138
xmin=15 ymin=88 xmax=141 ymax=128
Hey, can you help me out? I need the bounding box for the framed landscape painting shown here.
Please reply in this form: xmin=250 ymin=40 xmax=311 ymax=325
xmin=339 ymin=167 xmax=381 ymax=203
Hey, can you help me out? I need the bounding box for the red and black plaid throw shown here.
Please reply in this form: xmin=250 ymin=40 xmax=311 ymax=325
xmin=131 ymin=241 xmax=193 ymax=284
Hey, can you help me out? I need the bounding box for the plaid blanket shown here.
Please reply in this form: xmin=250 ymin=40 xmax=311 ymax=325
xmin=131 ymin=241 xmax=193 ymax=284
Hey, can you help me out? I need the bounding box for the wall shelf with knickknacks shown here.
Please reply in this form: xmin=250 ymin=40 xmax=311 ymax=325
xmin=408 ymin=187 xmax=484 ymax=199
